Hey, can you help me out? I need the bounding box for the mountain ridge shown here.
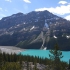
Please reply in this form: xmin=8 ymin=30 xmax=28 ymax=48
xmin=0 ymin=10 xmax=70 ymax=50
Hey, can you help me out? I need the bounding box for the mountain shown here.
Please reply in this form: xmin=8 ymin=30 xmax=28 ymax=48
xmin=0 ymin=10 xmax=70 ymax=51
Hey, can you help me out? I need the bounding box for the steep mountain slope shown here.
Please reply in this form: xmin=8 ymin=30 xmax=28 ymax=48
xmin=0 ymin=10 xmax=70 ymax=50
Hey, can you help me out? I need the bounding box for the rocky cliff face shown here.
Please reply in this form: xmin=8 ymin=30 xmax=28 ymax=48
xmin=0 ymin=10 xmax=70 ymax=50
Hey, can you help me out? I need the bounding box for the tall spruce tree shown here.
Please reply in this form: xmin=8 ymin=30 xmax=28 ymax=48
xmin=0 ymin=49 xmax=3 ymax=69
xmin=49 ymin=44 xmax=63 ymax=70
xmin=68 ymin=59 xmax=70 ymax=69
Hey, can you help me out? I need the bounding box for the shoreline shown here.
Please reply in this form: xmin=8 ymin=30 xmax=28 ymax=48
xmin=0 ymin=46 xmax=24 ymax=54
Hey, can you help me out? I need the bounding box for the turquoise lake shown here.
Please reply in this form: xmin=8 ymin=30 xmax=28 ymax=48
xmin=20 ymin=50 xmax=70 ymax=63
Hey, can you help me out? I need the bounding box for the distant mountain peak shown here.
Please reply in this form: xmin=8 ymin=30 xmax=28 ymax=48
xmin=11 ymin=12 xmax=24 ymax=17
xmin=0 ymin=10 xmax=70 ymax=50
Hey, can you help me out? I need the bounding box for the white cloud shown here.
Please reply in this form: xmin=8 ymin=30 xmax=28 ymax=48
xmin=0 ymin=13 xmax=6 ymax=19
xmin=35 ymin=8 xmax=48 ymax=12
xmin=0 ymin=17 xmax=2 ymax=20
xmin=65 ymin=15 xmax=70 ymax=20
xmin=5 ymin=9 xmax=8 ymax=12
xmin=23 ymin=4 xmax=28 ymax=10
xmin=23 ymin=0 xmax=31 ymax=3
xmin=0 ymin=14 xmax=6 ymax=17
xmin=5 ymin=0 xmax=12 ymax=2
xmin=58 ymin=1 xmax=67 ymax=4
xmin=0 ymin=8 xmax=3 ymax=11
xmin=35 ymin=4 xmax=70 ymax=15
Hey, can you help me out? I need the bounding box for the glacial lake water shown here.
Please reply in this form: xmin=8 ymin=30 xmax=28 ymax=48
xmin=19 ymin=49 xmax=70 ymax=63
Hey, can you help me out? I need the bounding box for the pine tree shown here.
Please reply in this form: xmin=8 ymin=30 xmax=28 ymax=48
xmin=68 ymin=59 xmax=70 ymax=69
xmin=27 ymin=61 xmax=29 ymax=70
xmin=34 ymin=57 xmax=37 ymax=70
xmin=49 ymin=44 xmax=63 ymax=70
xmin=19 ymin=53 xmax=22 ymax=67
xmin=0 ymin=49 xmax=3 ymax=69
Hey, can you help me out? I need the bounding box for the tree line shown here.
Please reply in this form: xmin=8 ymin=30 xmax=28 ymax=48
xmin=0 ymin=44 xmax=70 ymax=70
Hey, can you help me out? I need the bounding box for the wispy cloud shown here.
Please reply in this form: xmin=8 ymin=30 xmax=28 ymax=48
xmin=23 ymin=0 xmax=31 ymax=3
xmin=35 ymin=2 xmax=70 ymax=20
xmin=65 ymin=15 xmax=70 ymax=20
xmin=35 ymin=8 xmax=48 ymax=12
xmin=5 ymin=9 xmax=8 ymax=12
xmin=0 ymin=14 xmax=6 ymax=17
xmin=5 ymin=0 xmax=12 ymax=2
xmin=14 ymin=8 xmax=22 ymax=13
xmin=23 ymin=4 xmax=28 ymax=10
xmin=0 ymin=13 xmax=6 ymax=19
xmin=0 ymin=18 xmax=2 ymax=20
xmin=58 ymin=1 xmax=67 ymax=5
xmin=0 ymin=8 xmax=3 ymax=11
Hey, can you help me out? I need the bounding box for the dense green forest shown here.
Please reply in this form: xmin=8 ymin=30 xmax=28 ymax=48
xmin=0 ymin=44 xmax=70 ymax=70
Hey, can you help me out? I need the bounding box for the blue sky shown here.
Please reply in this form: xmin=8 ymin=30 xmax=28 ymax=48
xmin=0 ymin=0 xmax=70 ymax=20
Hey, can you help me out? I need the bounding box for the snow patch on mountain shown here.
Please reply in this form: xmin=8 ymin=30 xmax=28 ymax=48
xmin=66 ymin=35 xmax=70 ymax=39
xmin=44 ymin=19 xmax=49 ymax=28
xmin=53 ymin=35 xmax=57 ymax=39
xmin=17 ymin=24 xmax=20 ymax=27
xmin=54 ymin=24 xmax=57 ymax=26
xmin=35 ymin=19 xmax=38 ymax=22
xmin=4 ymin=19 xmax=7 ymax=21
xmin=24 ymin=22 xmax=26 ymax=24
xmin=44 ymin=23 xmax=49 ymax=28
xmin=43 ymin=47 xmax=47 ymax=50
xmin=30 ymin=26 xmax=35 ymax=30
xmin=9 ymin=27 xmax=13 ymax=29
xmin=11 ymin=15 xmax=16 ymax=18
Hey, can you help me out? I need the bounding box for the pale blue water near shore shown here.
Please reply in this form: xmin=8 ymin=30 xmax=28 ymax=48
xmin=19 ymin=50 xmax=70 ymax=63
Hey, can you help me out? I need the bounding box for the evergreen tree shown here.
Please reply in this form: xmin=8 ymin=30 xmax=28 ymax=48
xmin=34 ymin=58 xmax=37 ymax=70
xmin=68 ymin=59 xmax=70 ymax=69
xmin=27 ymin=61 xmax=29 ymax=70
xmin=0 ymin=49 xmax=3 ymax=69
xmin=49 ymin=44 xmax=63 ymax=70
xmin=19 ymin=53 xmax=22 ymax=68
